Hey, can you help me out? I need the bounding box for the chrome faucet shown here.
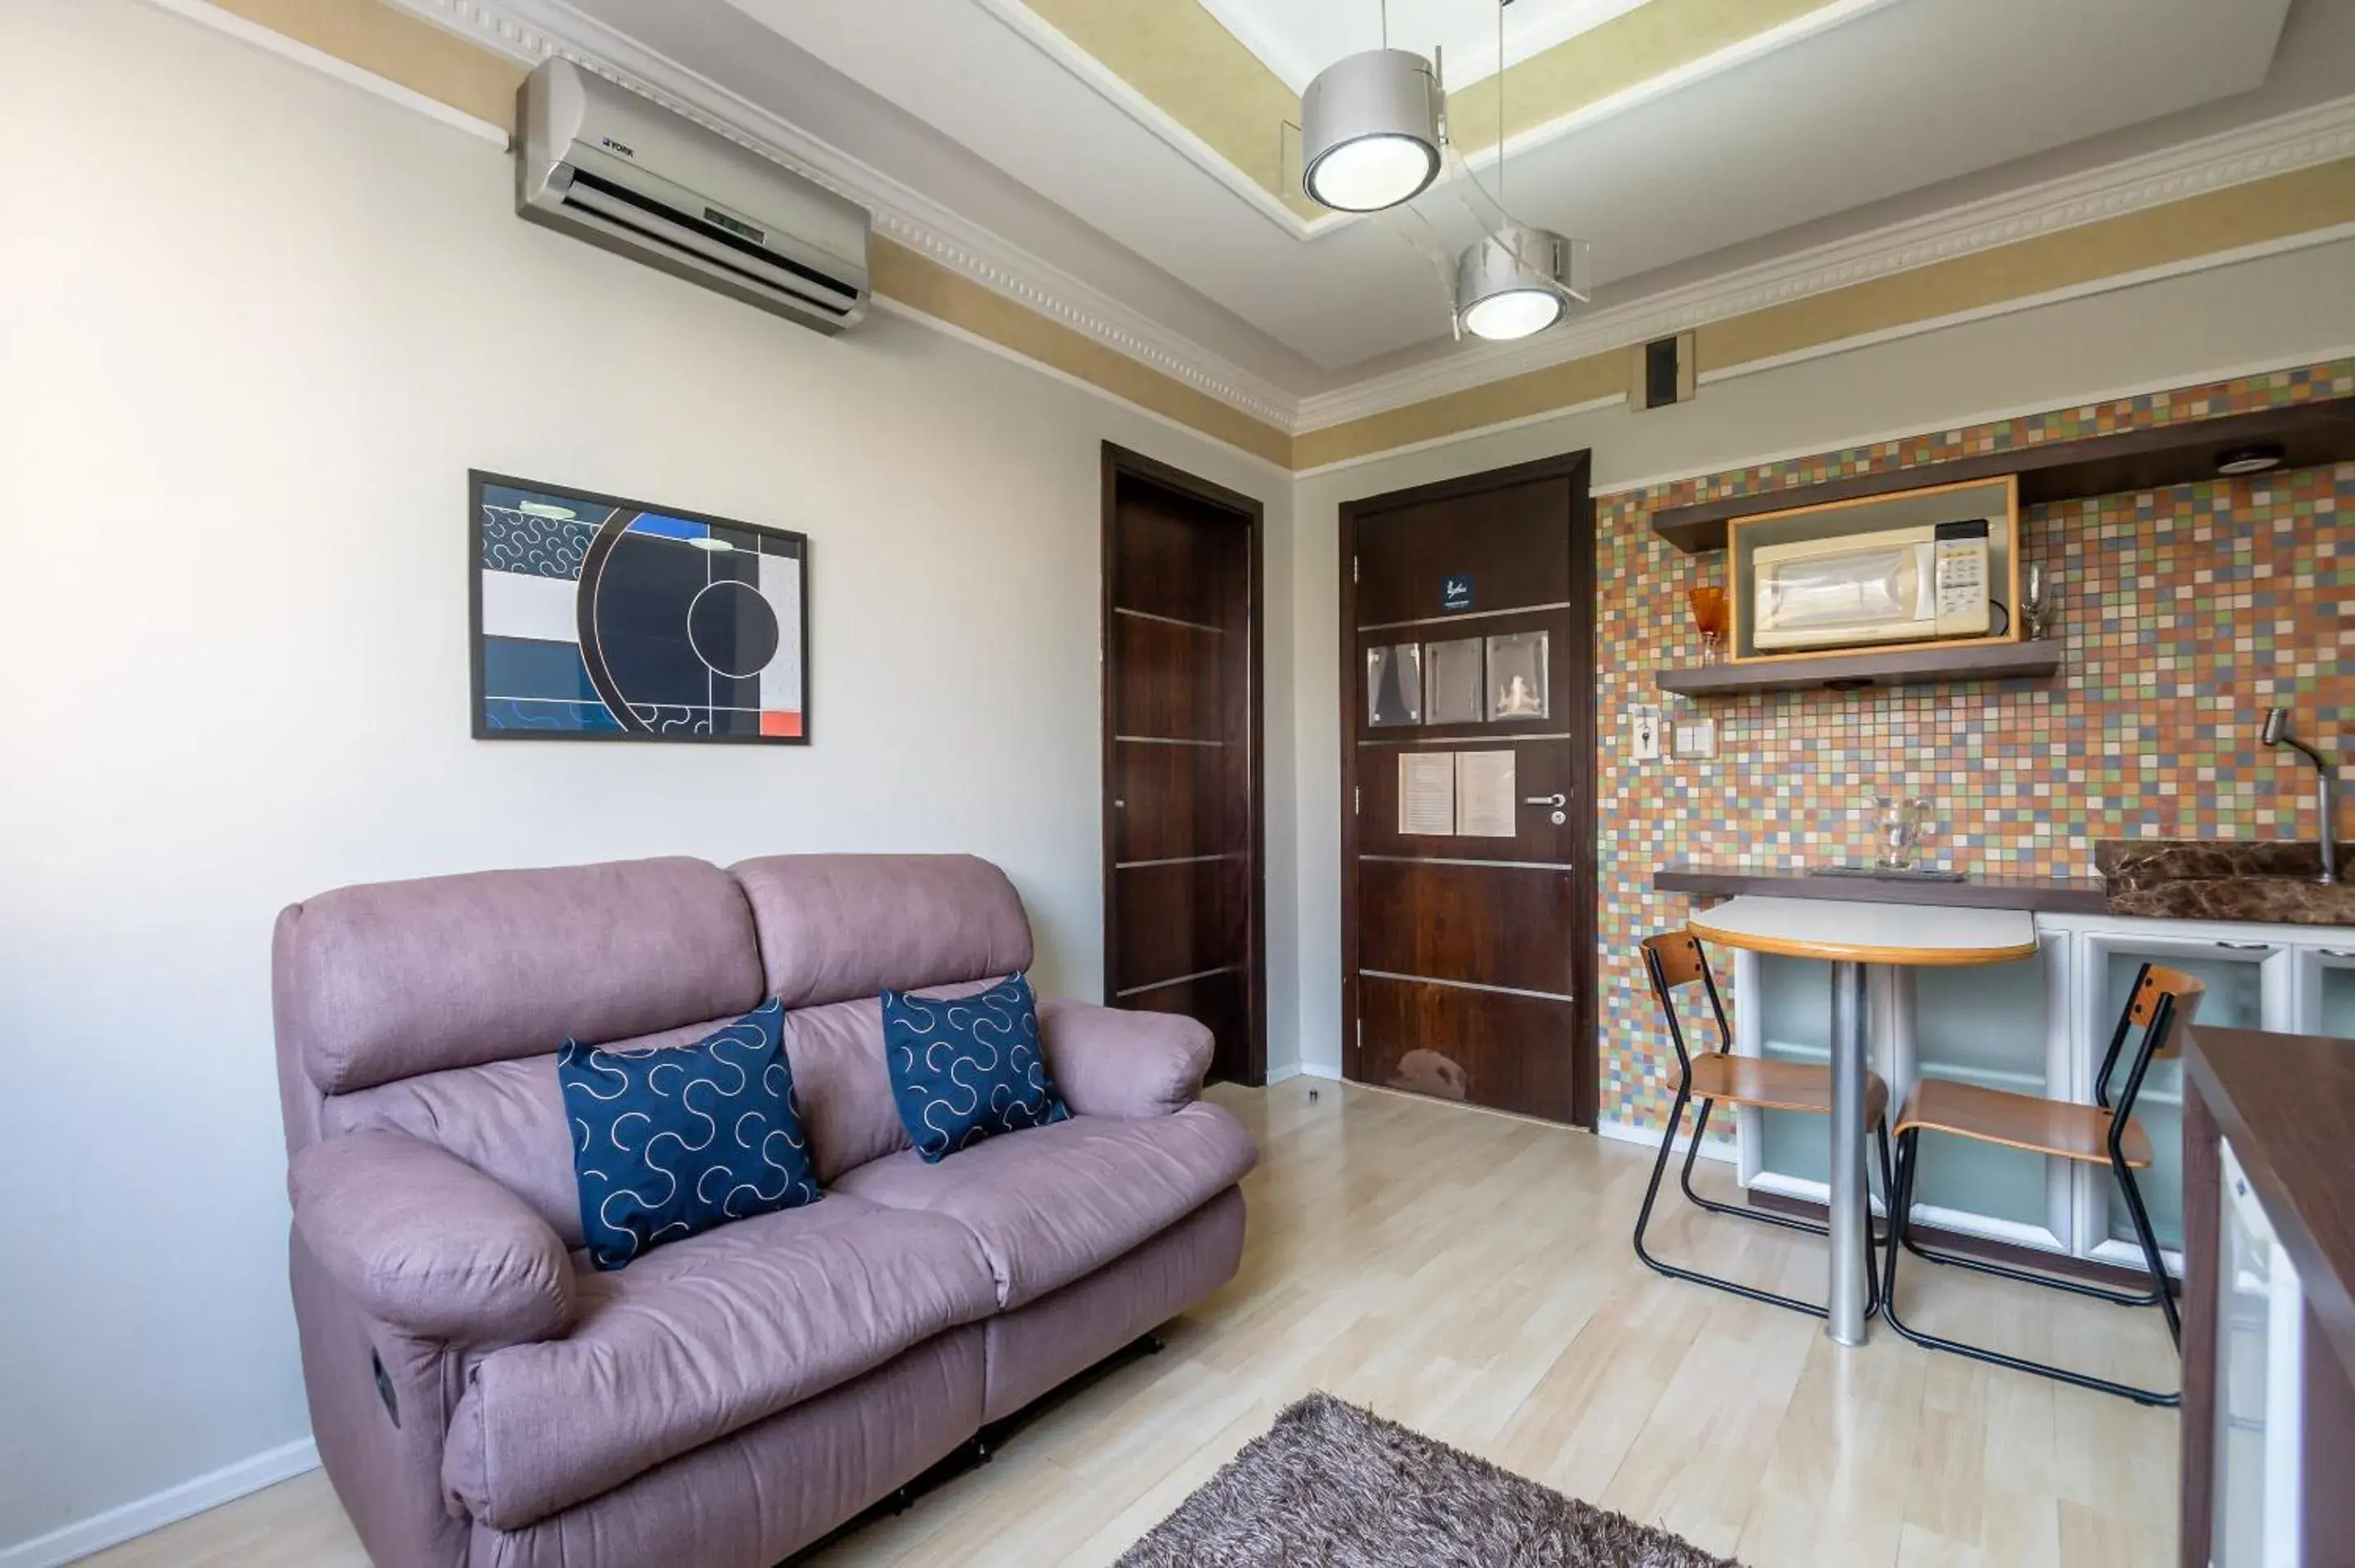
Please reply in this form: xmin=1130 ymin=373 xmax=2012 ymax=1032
xmin=2261 ymin=707 xmax=2339 ymax=885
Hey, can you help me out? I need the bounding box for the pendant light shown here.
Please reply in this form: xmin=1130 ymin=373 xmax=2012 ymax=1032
xmin=1456 ymin=225 xmax=1573 ymax=338
xmin=1453 ymin=0 xmax=1581 ymax=341
xmin=1299 ymin=5 xmax=1443 ymax=213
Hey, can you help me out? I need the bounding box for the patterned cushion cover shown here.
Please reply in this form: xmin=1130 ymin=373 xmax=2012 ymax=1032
xmin=558 ymin=998 xmax=822 ymax=1270
xmin=880 ymin=973 xmax=1069 ymax=1162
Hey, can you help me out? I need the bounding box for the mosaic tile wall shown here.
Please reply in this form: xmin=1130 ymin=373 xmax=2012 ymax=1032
xmin=1597 ymin=358 xmax=2355 ymax=1132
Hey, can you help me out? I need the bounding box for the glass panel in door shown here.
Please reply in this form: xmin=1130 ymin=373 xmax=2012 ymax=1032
xmin=2098 ymin=948 xmax=2267 ymax=1252
xmin=1756 ymin=954 xmax=1831 ymax=1186
xmin=2316 ymin=951 xmax=2355 ymax=1042
xmin=1909 ymin=954 xmax=2052 ymax=1231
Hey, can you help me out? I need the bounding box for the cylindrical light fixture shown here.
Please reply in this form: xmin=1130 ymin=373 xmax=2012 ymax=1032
xmin=1300 ymin=48 xmax=1443 ymax=213
xmin=1456 ymin=225 xmax=1576 ymax=340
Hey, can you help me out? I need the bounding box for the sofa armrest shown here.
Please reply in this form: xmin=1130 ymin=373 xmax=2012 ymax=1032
xmin=290 ymin=1130 xmax=575 ymax=1346
xmin=1037 ymin=997 xmax=1213 ymax=1119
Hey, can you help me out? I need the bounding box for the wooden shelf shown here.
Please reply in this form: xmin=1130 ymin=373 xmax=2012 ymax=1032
xmin=1652 ymin=396 xmax=2355 ymax=553
xmin=1655 ymin=639 xmax=2062 ymax=696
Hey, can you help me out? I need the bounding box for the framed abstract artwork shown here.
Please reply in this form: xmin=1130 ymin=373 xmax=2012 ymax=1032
xmin=469 ymin=472 xmax=809 ymax=743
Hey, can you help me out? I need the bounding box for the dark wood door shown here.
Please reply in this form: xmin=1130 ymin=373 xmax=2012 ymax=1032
xmin=1340 ymin=453 xmax=1596 ymax=1125
xmin=1101 ymin=446 xmax=1265 ymax=1086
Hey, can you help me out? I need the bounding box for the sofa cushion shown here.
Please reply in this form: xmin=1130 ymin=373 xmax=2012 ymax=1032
xmin=559 ymin=999 xmax=821 ymax=1270
xmin=277 ymin=857 xmax=764 ymax=1099
xmin=442 ymin=1196 xmax=996 ymax=1530
xmin=730 ymin=854 xmax=1031 ymax=1008
xmin=324 ymin=1014 xmax=774 ymax=1250
xmin=829 ymin=1103 xmax=1258 ymax=1309
xmin=882 ymin=974 xmax=1068 ymax=1162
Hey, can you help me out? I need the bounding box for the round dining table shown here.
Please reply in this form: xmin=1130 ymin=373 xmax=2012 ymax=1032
xmin=1684 ymin=894 xmax=2039 ymax=1347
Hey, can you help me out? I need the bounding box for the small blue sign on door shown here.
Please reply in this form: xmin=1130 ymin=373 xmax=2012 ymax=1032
xmin=1441 ymin=574 xmax=1475 ymax=612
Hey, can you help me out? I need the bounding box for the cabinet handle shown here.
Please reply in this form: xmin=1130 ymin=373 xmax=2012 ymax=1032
xmin=2324 ymin=948 xmax=2355 ymax=960
xmin=2212 ymin=940 xmax=2274 ymax=952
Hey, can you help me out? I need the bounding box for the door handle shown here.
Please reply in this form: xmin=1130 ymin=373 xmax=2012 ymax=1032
xmin=1524 ymin=793 xmax=1567 ymax=808
xmin=2212 ymin=940 xmax=2275 ymax=953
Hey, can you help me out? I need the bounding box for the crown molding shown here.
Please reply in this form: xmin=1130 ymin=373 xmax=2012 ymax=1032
xmin=1292 ymin=93 xmax=2355 ymax=432
xmin=384 ymin=0 xmax=1301 ymax=431
xmin=367 ymin=2 xmax=2355 ymax=450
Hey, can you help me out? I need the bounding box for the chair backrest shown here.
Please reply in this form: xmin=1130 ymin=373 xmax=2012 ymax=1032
xmin=2097 ymin=961 xmax=2206 ymax=1115
xmin=1640 ymin=929 xmax=1729 ymax=1068
xmin=1642 ymin=930 xmax=1709 ymax=989
xmin=2126 ymin=963 xmax=2205 ymax=1058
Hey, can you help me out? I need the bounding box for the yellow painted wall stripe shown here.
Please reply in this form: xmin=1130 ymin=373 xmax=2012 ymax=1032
xmin=200 ymin=0 xmax=525 ymax=129
xmin=871 ymin=240 xmax=1295 ymax=465
xmin=1294 ymin=157 xmax=2355 ymax=469
xmin=156 ymin=0 xmax=2355 ymax=473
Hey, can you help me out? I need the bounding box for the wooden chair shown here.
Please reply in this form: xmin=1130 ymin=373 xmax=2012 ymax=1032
xmin=1879 ymin=961 xmax=2200 ymax=1406
xmin=1631 ymin=929 xmax=1895 ymax=1321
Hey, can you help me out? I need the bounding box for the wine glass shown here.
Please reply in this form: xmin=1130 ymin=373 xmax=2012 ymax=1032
xmin=1687 ymin=585 xmax=1728 ymax=665
xmin=2021 ymin=563 xmax=2052 ymax=640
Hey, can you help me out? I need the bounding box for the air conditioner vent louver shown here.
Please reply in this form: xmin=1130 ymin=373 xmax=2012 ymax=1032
xmin=517 ymin=59 xmax=870 ymax=335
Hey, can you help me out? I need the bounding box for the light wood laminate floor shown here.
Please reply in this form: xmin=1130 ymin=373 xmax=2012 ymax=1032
xmin=86 ymin=1079 xmax=2178 ymax=1568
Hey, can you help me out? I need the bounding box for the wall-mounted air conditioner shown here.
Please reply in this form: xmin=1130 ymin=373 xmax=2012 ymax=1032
xmin=516 ymin=58 xmax=870 ymax=335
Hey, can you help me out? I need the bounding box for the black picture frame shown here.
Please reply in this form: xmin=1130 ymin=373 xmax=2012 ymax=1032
xmin=468 ymin=469 xmax=812 ymax=746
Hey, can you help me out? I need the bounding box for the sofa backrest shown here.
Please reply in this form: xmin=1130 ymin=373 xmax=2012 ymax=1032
xmin=729 ymin=853 xmax=1032 ymax=1007
xmin=273 ymin=852 xmax=1036 ymax=1235
xmin=274 ymin=857 xmax=765 ymax=1155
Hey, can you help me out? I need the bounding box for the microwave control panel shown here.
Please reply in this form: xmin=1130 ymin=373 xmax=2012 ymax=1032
xmin=1931 ymin=519 xmax=1993 ymax=629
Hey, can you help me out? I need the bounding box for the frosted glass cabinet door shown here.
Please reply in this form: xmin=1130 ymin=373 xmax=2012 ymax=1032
xmin=1909 ymin=953 xmax=2059 ymax=1234
xmin=2079 ymin=934 xmax=2289 ymax=1263
xmin=2305 ymin=945 xmax=2355 ymax=1042
xmin=1753 ymin=952 xmax=1832 ymax=1188
xmin=1747 ymin=948 xmax=2061 ymax=1248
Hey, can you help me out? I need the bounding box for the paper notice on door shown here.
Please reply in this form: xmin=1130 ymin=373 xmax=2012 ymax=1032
xmin=1398 ymin=751 xmax=1455 ymax=836
xmin=1454 ymin=750 xmax=1517 ymax=837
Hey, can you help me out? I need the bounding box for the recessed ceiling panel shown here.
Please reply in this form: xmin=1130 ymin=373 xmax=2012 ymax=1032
xmin=700 ymin=0 xmax=2294 ymax=374
xmin=1198 ymin=0 xmax=1661 ymax=94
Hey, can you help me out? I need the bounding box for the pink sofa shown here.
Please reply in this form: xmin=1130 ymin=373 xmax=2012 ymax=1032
xmin=272 ymin=853 xmax=1256 ymax=1568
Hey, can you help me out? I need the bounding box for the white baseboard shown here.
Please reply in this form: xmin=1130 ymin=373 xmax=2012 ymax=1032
xmin=1263 ymin=1060 xmax=1343 ymax=1085
xmin=0 ymin=1438 xmax=320 ymax=1568
xmin=1595 ymin=1114 xmax=1738 ymax=1166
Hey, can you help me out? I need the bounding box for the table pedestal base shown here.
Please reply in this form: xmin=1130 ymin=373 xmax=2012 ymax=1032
xmin=1827 ymin=959 xmax=1872 ymax=1346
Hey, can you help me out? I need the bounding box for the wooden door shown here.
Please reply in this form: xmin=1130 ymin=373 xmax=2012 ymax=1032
xmin=1101 ymin=446 xmax=1265 ymax=1086
xmin=1340 ymin=453 xmax=1596 ymax=1124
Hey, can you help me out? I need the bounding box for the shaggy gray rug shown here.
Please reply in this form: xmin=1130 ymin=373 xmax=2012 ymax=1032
xmin=1116 ymin=1393 xmax=1741 ymax=1568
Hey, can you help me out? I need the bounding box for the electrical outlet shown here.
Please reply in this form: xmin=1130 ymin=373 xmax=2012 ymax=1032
xmin=1674 ymin=719 xmax=1718 ymax=759
xmin=1631 ymin=706 xmax=1661 ymax=760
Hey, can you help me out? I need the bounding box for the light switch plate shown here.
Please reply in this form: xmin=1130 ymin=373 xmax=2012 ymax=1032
xmin=1674 ymin=719 xmax=1717 ymax=759
xmin=1631 ymin=706 xmax=1661 ymax=760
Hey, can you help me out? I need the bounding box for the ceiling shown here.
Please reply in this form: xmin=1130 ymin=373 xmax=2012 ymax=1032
xmin=449 ymin=0 xmax=2346 ymax=422
xmin=1198 ymin=0 xmax=1660 ymax=94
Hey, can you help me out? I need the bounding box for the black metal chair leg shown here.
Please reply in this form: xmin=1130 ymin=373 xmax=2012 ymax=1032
xmin=2113 ymin=1157 xmax=2181 ymax=1348
xmin=1632 ymin=1083 xmax=1834 ymax=1320
xmin=1676 ymin=1093 xmax=1832 ymax=1239
xmin=1900 ymin=1218 xmax=2166 ymax=1310
xmin=1882 ymin=1129 xmax=2179 ymax=1407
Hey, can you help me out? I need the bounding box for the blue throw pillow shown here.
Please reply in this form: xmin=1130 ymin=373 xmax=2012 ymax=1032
xmin=881 ymin=973 xmax=1070 ymax=1163
xmin=558 ymin=998 xmax=820 ymax=1270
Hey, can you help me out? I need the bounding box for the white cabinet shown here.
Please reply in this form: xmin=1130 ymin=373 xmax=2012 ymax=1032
xmin=2060 ymin=921 xmax=2295 ymax=1274
xmin=1733 ymin=910 xmax=2344 ymax=1276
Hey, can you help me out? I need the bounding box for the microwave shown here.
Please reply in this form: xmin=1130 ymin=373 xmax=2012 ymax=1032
xmin=1750 ymin=520 xmax=1993 ymax=652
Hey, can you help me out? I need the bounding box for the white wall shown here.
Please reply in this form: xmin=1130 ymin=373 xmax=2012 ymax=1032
xmin=0 ymin=1 xmax=1290 ymax=1556
xmin=1288 ymin=240 xmax=2355 ymax=1077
